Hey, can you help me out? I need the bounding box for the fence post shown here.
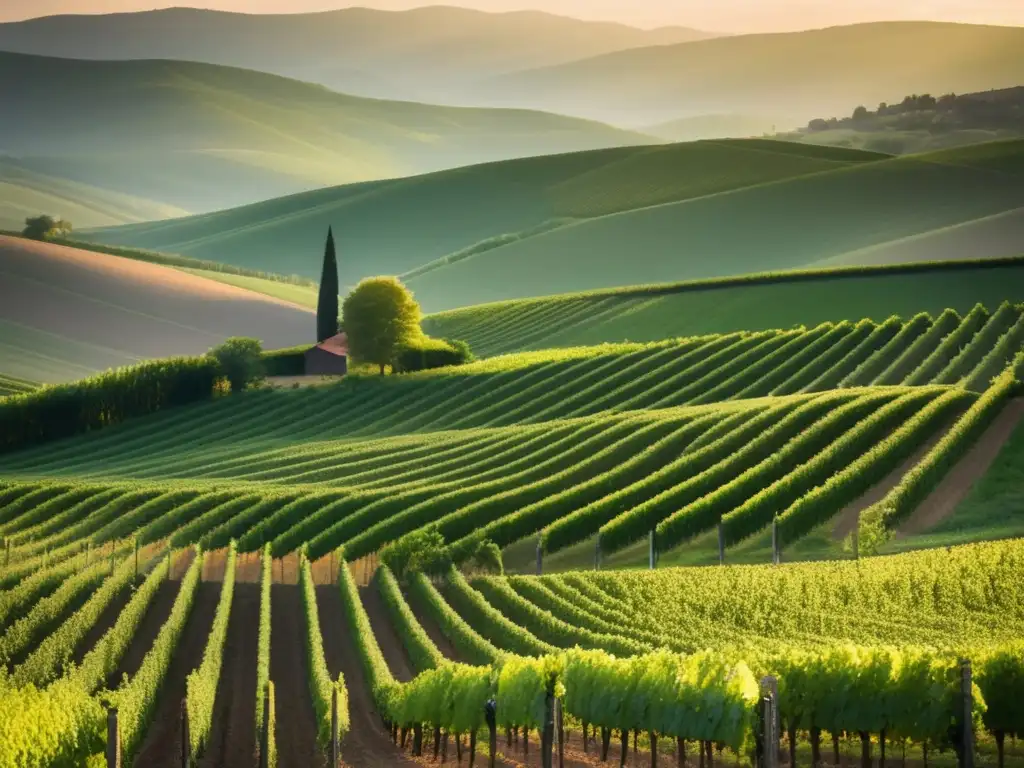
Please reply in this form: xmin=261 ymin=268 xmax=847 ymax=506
xmin=134 ymin=537 xmax=139 ymax=583
xmin=556 ymin=698 xmax=565 ymax=768
xmin=851 ymin=519 xmax=859 ymax=560
xmin=259 ymin=686 xmax=271 ymax=768
xmin=959 ymin=659 xmax=975 ymax=768
xmin=106 ymin=708 xmax=120 ymax=768
xmin=331 ymin=686 xmax=340 ymax=767
xmin=536 ymin=537 xmax=543 ymax=576
xmin=759 ymin=676 xmax=779 ymax=768
xmin=594 ymin=538 xmax=602 ymax=570
xmin=771 ymin=518 xmax=780 ymax=565
xmin=717 ymin=521 xmax=725 ymax=565
xmin=86 ymin=540 xmax=91 ymax=568
xmin=180 ymin=698 xmax=191 ymax=768
xmin=542 ymin=691 xmax=555 ymax=768
xmin=648 ymin=530 xmax=657 ymax=570
xmin=486 ymin=698 xmax=497 ymax=768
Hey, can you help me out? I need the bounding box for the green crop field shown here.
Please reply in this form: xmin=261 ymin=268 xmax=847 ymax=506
xmin=85 ymin=138 xmax=1024 ymax=313
xmin=1 ymin=294 xmax=1023 ymax=764
xmin=0 ymin=374 xmax=37 ymax=398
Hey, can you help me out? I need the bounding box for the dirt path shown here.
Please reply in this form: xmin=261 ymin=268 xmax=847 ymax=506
xmin=71 ymin=584 xmax=132 ymax=667
xmin=831 ymin=421 xmax=955 ymax=540
xmin=132 ymin=582 xmax=221 ymax=767
xmin=898 ymin=398 xmax=1024 ymax=536
xmin=316 ymin=585 xmax=420 ymax=768
xmin=405 ymin=590 xmax=466 ymax=664
xmin=198 ymin=583 xmax=260 ymax=768
xmin=270 ymin=584 xmax=325 ymax=768
xmin=106 ymin=580 xmax=181 ymax=689
xmin=358 ymin=585 xmax=416 ymax=683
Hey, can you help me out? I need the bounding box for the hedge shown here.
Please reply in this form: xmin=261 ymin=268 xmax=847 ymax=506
xmin=394 ymin=337 xmax=474 ymax=373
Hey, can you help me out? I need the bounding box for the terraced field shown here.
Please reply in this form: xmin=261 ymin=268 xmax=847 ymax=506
xmin=2 ymin=301 xmax=1022 ymax=766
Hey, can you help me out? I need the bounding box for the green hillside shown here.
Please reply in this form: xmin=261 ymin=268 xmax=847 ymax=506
xmin=0 ymin=6 xmax=714 ymax=105
xmin=0 ymin=373 xmax=37 ymax=397
xmin=478 ymin=21 xmax=1024 ymax=127
xmin=422 ymin=258 xmax=1024 ymax=357
xmin=0 ymin=51 xmax=651 ymax=214
xmin=0 ymin=157 xmax=187 ymax=230
xmin=84 ymin=139 xmax=885 ymax=295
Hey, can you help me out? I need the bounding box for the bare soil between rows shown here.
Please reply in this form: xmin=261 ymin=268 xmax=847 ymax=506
xmin=198 ymin=583 xmax=260 ymax=768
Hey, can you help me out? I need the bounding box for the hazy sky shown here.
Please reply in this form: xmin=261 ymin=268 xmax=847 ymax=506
xmin=3 ymin=1 xmax=1023 ymax=32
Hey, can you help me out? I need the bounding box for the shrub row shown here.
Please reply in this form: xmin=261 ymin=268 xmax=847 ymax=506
xmin=650 ymin=392 xmax=894 ymax=552
xmin=935 ymin=302 xmax=1019 ymax=385
xmin=375 ymin=565 xmax=445 ymax=672
xmin=862 ymin=367 xmax=1020 ymax=545
xmin=964 ymin=313 xmax=1024 ymax=392
xmin=394 ymin=337 xmax=474 ymax=373
xmin=406 ymin=571 xmax=502 ymax=666
xmin=875 ymin=308 xmax=961 ymax=385
xmin=904 ymin=303 xmax=989 ymax=385
xmin=112 ymin=548 xmax=204 ymax=761
xmin=13 ymin=549 xmax=146 ymax=687
xmin=843 ymin=312 xmax=932 ymax=386
xmin=299 ymin=554 xmax=348 ymax=747
xmin=186 ymin=544 xmax=237 ymax=758
xmin=0 ymin=548 xmax=89 ymax=627
xmin=472 ymin=577 xmax=649 ymax=657
xmin=776 ymin=388 xmax=972 ymax=547
xmin=261 ymin=345 xmax=310 ymax=377
xmin=733 ymin=322 xmax=855 ymax=399
xmin=801 ymin=317 xmax=900 ymax=393
xmin=0 ymin=678 xmax=105 ymax=768
xmin=721 ymin=390 xmax=940 ymax=546
xmin=71 ymin=553 xmax=171 ymax=693
xmin=0 ymin=356 xmax=219 ymax=454
xmin=442 ymin=567 xmax=554 ymax=657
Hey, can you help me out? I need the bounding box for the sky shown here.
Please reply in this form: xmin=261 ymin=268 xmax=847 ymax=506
xmin=3 ymin=0 xmax=1023 ymax=32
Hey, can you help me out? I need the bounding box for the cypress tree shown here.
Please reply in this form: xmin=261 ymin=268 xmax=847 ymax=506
xmin=317 ymin=226 xmax=340 ymax=342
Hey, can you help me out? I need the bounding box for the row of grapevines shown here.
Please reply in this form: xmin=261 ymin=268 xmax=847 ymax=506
xmin=12 ymin=547 xmax=157 ymax=687
xmin=904 ymin=303 xmax=989 ymax=385
xmin=0 ymin=482 xmax=76 ymax=530
xmin=299 ymin=554 xmax=348 ymax=746
xmin=255 ymin=545 xmax=274 ymax=766
xmin=935 ymin=302 xmax=1020 ymax=385
xmin=844 ymin=313 xmax=932 ymax=387
xmin=185 ymin=543 xmax=237 ymax=757
xmin=875 ymin=308 xmax=961 ymax=385
xmin=964 ymin=312 xmax=1024 ymax=392
xmin=734 ymin=322 xmax=858 ymax=399
xmin=722 ymin=389 xmax=941 ymax=546
xmin=71 ymin=552 xmax=171 ymax=693
xmin=375 ymin=565 xmax=445 ymax=672
xmin=802 ymin=317 xmax=900 ymax=392
xmin=0 ymin=486 xmax=100 ymax=539
xmin=861 ymin=365 xmax=1020 ymax=548
xmin=775 ymin=388 xmax=971 ymax=546
xmin=407 ymin=571 xmax=502 ymax=666
xmin=0 ymin=548 xmax=89 ymax=626
xmin=0 ymin=677 xmax=105 ymax=768
xmin=111 ymin=548 xmax=204 ymax=761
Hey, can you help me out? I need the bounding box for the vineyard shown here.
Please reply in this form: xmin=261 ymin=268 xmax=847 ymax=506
xmin=1 ymin=301 xmax=1023 ymax=766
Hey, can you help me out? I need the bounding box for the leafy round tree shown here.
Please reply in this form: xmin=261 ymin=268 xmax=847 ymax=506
xmin=341 ymin=277 xmax=422 ymax=374
xmin=209 ymin=337 xmax=264 ymax=393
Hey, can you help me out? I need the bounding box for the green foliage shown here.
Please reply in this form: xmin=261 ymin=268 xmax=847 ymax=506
xmin=935 ymin=302 xmax=1020 ymax=385
xmin=111 ymin=549 xmax=203 ymax=761
xmin=407 ymin=571 xmax=502 ymax=666
xmin=22 ymin=214 xmax=72 ymax=241
xmin=341 ymin=277 xmax=423 ymax=373
xmin=317 ymin=228 xmax=340 ymax=343
xmin=375 ymin=565 xmax=445 ymax=672
xmin=0 ymin=678 xmax=104 ymax=768
xmin=0 ymin=356 xmax=219 ymax=454
xmin=978 ymin=645 xmax=1024 ymax=738
xmin=394 ymin=337 xmax=474 ymax=373
xmin=186 ymin=544 xmax=237 ymax=758
xmin=255 ymin=546 xmax=272 ymax=748
xmin=471 ymin=540 xmax=504 ymax=575
xmin=379 ymin=527 xmax=451 ymax=581
xmin=299 ymin=554 xmax=348 ymax=746
xmin=904 ymin=303 xmax=990 ymax=386
xmin=496 ymin=655 xmax=562 ymax=729
xmin=261 ymin=345 xmax=311 ymax=377
xmin=209 ymin=337 xmax=265 ymax=393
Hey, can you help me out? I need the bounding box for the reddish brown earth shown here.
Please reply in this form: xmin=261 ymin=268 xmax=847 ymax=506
xmin=405 ymin=589 xmax=465 ymax=664
xmin=71 ymin=584 xmax=132 ymax=667
xmin=132 ymin=582 xmax=220 ymax=768
xmin=198 ymin=583 xmax=260 ymax=768
xmin=359 ymin=585 xmax=415 ymax=683
xmin=898 ymin=397 xmax=1024 ymax=536
xmin=270 ymin=584 xmax=325 ymax=768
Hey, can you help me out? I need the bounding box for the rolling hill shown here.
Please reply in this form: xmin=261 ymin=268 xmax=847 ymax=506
xmin=86 ymin=139 xmax=1024 ymax=313
xmin=0 ymin=157 xmax=188 ymax=231
xmin=0 ymin=6 xmax=715 ymax=106
xmin=475 ymin=22 xmax=1024 ymax=126
xmin=0 ymin=235 xmax=314 ymax=383
xmin=0 ymin=51 xmax=652 ymax=213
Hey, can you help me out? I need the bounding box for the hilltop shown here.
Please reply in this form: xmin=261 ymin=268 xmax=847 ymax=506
xmin=85 ymin=139 xmax=1024 ymax=312
xmin=0 ymin=51 xmax=651 ymax=213
xmin=0 ymin=6 xmax=714 ymax=105
xmin=475 ymin=22 xmax=1024 ymax=126
xmin=0 ymin=235 xmax=313 ymax=383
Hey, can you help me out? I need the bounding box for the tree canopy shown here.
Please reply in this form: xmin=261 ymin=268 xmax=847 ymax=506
xmin=23 ymin=215 xmax=72 ymax=241
xmin=209 ymin=337 xmax=265 ymax=393
xmin=341 ymin=277 xmax=422 ymax=374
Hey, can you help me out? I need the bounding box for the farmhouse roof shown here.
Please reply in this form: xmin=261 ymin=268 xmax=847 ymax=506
xmin=314 ymin=332 xmax=348 ymax=358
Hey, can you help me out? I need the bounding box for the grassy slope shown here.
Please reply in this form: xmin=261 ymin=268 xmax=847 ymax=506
xmin=406 ymin=141 xmax=1024 ymax=311
xmin=0 ymin=235 xmax=313 ymax=383
xmin=0 ymin=158 xmax=187 ymax=230
xmin=0 ymin=373 xmax=38 ymax=397
xmin=84 ymin=139 xmax=883 ymax=292
xmin=0 ymin=7 xmax=714 ymax=105
xmin=480 ymin=22 xmax=1024 ymax=126
xmin=422 ymin=260 xmax=1024 ymax=357
xmin=0 ymin=51 xmax=651 ymax=214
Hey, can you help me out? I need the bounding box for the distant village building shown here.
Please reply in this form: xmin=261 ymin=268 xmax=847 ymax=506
xmin=304 ymin=332 xmax=348 ymax=376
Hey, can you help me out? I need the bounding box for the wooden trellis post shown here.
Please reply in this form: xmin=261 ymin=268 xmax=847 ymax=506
xmin=758 ymin=676 xmax=780 ymax=768
xmin=959 ymin=659 xmax=975 ymax=768
xmin=541 ymin=691 xmax=555 ymax=768
xmin=106 ymin=708 xmax=120 ymax=768
xmin=649 ymin=530 xmax=657 ymax=569
xmin=331 ymin=687 xmax=340 ymax=767
xmin=772 ymin=518 xmax=780 ymax=565
xmin=486 ymin=698 xmax=497 ymax=768
xmin=718 ymin=521 xmax=725 ymax=565
xmin=594 ymin=539 xmax=602 ymax=570
xmin=536 ymin=537 xmax=543 ymax=575
xmin=180 ymin=698 xmax=191 ymax=768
